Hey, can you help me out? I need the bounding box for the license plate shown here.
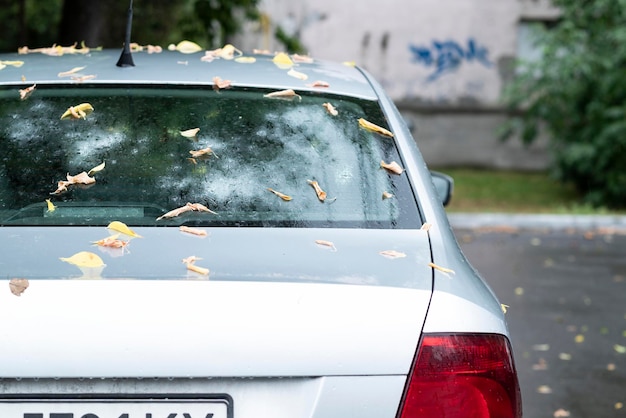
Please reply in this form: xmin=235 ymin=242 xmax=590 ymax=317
xmin=0 ymin=396 xmax=233 ymax=418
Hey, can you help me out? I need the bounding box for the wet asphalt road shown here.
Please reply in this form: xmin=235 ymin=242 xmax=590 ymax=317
xmin=454 ymin=226 xmax=626 ymax=418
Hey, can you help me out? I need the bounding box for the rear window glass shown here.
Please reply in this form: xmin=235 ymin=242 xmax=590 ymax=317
xmin=0 ymin=85 xmax=421 ymax=228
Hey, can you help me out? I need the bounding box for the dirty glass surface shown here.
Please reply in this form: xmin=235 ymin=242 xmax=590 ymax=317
xmin=0 ymin=85 xmax=421 ymax=228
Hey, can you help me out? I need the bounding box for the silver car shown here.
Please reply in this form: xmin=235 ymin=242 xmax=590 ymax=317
xmin=0 ymin=44 xmax=521 ymax=418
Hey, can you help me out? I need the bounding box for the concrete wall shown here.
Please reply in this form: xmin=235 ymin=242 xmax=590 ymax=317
xmin=240 ymin=0 xmax=559 ymax=170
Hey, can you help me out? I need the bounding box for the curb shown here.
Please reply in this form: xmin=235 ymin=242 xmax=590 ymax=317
xmin=447 ymin=213 xmax=626 ymax=230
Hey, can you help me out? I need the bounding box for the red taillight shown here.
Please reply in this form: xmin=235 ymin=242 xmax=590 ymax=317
xmin=398 ymin=333 xmax=522 ymax=418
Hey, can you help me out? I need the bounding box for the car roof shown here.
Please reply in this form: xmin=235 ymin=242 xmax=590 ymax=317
xmin=0 ymin=49 xmax=378 ymax=100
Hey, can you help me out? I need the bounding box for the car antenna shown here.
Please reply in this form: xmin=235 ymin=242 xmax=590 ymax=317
xmin=116 ymin=0 xmax=135 ymax=67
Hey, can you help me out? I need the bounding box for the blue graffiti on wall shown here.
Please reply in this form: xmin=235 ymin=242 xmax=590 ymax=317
xmin=409 ymin=38 xmax=493 ymax=82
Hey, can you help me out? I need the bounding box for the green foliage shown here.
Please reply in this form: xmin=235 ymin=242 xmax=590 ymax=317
xmin=502 ymin=0 xmax=626 ymax=208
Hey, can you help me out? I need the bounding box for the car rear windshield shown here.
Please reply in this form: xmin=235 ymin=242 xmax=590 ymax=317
xmin=0 ymin=85 xmax=421 ymax=228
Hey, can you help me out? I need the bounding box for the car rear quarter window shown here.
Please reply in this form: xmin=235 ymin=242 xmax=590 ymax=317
xmin=0 ymin=85 xmax=421 ymax=228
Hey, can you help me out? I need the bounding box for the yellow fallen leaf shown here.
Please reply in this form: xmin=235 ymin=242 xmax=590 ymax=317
xmin=307 ymin=179 xmax=327 ymax=202
xmin=235 ymin=56 xmax=256 ymax=63
xmin=60 ymin=251 xmax=105 ymax=268
xmin=180 ymin=128 xmax=200 ymax=138
xmin=272 ymin=52 xmax=294 ymax=69
xmin=268 ymin=188 xmax=292 ymax=201
xmin=287 ymin=68 xmax=308 ymax=80
xmin=323 ymin=102 xmax=338 ymax=116
xmin=45 ymin=198 xmax=56 ymax=212
xmin=60 ymin=103 xmax=94 ymax=120
xmin=574 ymin=334 xmax=585 ymax=343
xmin=379 ymin=250 xmax=407 ymax=259
xmin=614 ymin=344 xmax=626 ymax=354
xmin=380 ymin=160 xmax=404 ymax=175
xmin=501 ymin=304 xmax=510 ymax=314
xmin=536 ymin=385 xmax=552 ymax=394
xmin=169 ymin=40 xmax=203 ymax=54
xmin=58 ymin=66 xmax=86 ymax=77
xmin=107 ymin=221 xmax=142 ymax=238
xmin=343 ymin=61 xmax=357 ymax=67
xmin=9 ymin=278 xmax=29 ymax=297
xmin=359 ymin=118 xmax=394 ymax=137
xmin=87 ymin=161 xmax=105 ymax=176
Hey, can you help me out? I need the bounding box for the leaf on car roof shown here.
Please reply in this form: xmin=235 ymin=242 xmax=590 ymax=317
xmin=379 ymin=250 xmax=406 ymax=259
xmin=92 ymin=234 xmax=129 ymax=249
xmin=60 ymin=251 xmax=105 ymax=268
xmin=179 ymin=225 xmax=208 ymax=236
xmin=263 ymin=89 xmax=301 ymax=100
xmin=315 ymin=240 xmax=336 ymax=251
xmin=180 ymin=128 xmax=200 ymax=139
xmin=272 ymin=52 xmax=294 ymax=69
xmin=168 ymin=40 xmax=203 ymax=54
xmin=213 ymin=76 xmax=232 ymax=90
xmin=18 ymin=42 xmax=93 ymax=56
xmin=267 ymin=188 xmax=292 ymax=201
xmin=235 ymin=56 xmax=256 ymax=64
xmin=107 ymin=221 xmax=142 ymax=238
xmin=380 ymin=160 xmax=404 ymax=175
xmin=60 ymin=103 xmax=94 ymax=120
xmin=359 ymin=118 xmax=394 ymax=137
xmin=428 ymin=262 xmax=455 ymax=275
xmin=9 ymin=278 xmax=29 ymax=297
xmin=323 ymin=102 xmax=338 ymax=116
xmin=307 ymin=180 xmax=327 ymax=202
xmin=57 ymin=66 xmax=86 ymax=77
xmin=19 ymin=84 xmax=36 ymax=100
xmin=291 ymin=54 xmax=314 ymax=63
xmin=157 ymin=202 xmax=218 ymax=221
xmin=87 ymin=161 xmax=105 ymax=176
xmin=287 ymin=68 xmax=308 ymax=80
xmin=189 ymin=146 xmax=218 ymax=159
xmin=130 ymin=43 xmax=163 ymax=54
xmin=182 ymin=255 xmax=210 ymax=275
xmin=308 ymin=80 xmax=329 ymax=88
xmin=71 ymin=74 xmax=97 ymax=83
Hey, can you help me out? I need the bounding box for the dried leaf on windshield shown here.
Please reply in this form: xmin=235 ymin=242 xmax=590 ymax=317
xmin=272 ymin=52 xmax=294 ymax=69
xmin=45 ymin=198 xmax=56 ymax=212
xmin=379 ymin=250 xmax=406 ymax=259
xmin=287 ymin=68 xmax=308 ymax=80
xmin=157 ymin=202 xmax=218 ymax=221
xmin=60 ymin=251 xmax=106 ymax=268
xmin=359 ymin=118 xmax=394 ymax=137
xmin=60 ymin=103 xmax=94 ymax=120
xmin=179 ymin=225 xmax=208 ymax=236
xmin=382 ymin=191 xmax=394 ymax=200
xmin=307 ymin=180 xmax=327 ymax=202
xmin=428 ymin=262 xmax=455 ymax=275
xmin=180 ymin=128 xmax=200 ymax=138
xmin=182 ymin=255 xmax=209 ymax=275
xmin=323 ymin=102 xmax=338 ymax=116
xmin=107 ymin=221 xmax=142 ymax=238
xmin=19 ymin=84 xmax=36 ymax=100
xmin=92 ymin=234 xmax=129 ymax=248
xmin=51 ymin=171 xmax=96 ymax=194
xmin=57 ymin=66 xmax=86 ymax=77
xmin=189 ymin=146 xmax=218 ymax=159
xmin=168 ymin=40 xmax=203 ymax=54
xmin=380 ymin=160 xmax=405 ymax=175
xmin=9 ymin=278 xmax=29 ymax=297
xmin=263 ymin=89 xmax=301 ymax=100
xmin=87 ymin=161 xmax=105 ymax=176
xmin=213 ymin=76 xmax=232 ymax=90
xmin=268 ymin=188 xmax=293 ymax=201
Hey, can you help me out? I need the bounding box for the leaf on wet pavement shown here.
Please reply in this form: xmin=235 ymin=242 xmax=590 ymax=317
xmin=9 ymin=278 xmax=29 ymax=297
xmin=537 ymin=385 xmax=553 ymax=394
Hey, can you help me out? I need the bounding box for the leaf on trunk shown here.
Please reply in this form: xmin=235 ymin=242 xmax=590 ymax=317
xmin=60 ymin=251 xmax=105 ymax=268
xmin=107 ymin=221 xmax=142 ymax=238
